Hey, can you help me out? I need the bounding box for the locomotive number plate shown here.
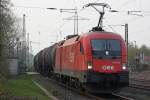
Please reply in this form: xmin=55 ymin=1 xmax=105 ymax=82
xmin=102 ymin=65 xmax=114 ymax=70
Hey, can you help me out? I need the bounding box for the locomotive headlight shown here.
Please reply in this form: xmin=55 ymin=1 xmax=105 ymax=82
xmin=87 ymin=61 xmax=92 ymax=69
xmin=122 ymin=63 xmax=126 ymax=70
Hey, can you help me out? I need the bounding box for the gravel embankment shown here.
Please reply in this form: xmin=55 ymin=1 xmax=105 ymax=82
xmin=118 ymin=86 xmax=150 ymax=100
xmin=130 ymin=70 xmax=150 ymax=81
xmin=31 ymin=74 xmax=94 ymax=100
xmin=31 ymin=73 xmax=150 ymax=100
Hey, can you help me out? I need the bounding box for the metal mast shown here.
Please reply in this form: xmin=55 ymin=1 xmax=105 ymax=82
xmin=61 ymin=8 xmax=89 ymax=35
xmin=23 ymin=14 xmax=26 ymax=66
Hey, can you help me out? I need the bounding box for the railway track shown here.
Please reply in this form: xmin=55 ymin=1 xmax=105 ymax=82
xmin=112 ymin=93 xmax=134 ymax=100
xmin=129 ymin=83 xmax=150 ymax=91
xmin=130 ymin=78 xmax=150 ymax=83
xmin=129 ymin=78 xmax=150 ymax=91
xmin=31 ymin=73 xmax=134 ymax=100
xmin=48 ymin=77 xmax=105 ymax=100
xmin=46 ymin=76 xmax=133 ymax=100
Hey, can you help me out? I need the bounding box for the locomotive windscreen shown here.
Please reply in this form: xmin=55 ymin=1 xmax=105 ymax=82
xmin=91 ymin=39 xmax=121 ymax=59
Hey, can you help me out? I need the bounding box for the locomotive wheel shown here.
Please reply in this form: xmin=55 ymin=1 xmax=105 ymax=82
xmin=79 ymin=83 xmax=86 ymax=92
xmin=74 ymin=79 xmax=80 ymax=89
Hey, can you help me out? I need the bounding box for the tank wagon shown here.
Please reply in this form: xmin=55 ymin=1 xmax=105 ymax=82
xmin=34 ymin=43 xmax=57 ymax=76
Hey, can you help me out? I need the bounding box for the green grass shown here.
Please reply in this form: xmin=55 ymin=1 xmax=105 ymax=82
xmin=0 ymin=75 xmax=50 ymax=100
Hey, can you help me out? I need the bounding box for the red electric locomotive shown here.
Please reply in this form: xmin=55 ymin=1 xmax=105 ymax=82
xmin=54 ymin=31 xmax=128 ymax=93
xmin=54 ymin=3 xmax=128 ymax=93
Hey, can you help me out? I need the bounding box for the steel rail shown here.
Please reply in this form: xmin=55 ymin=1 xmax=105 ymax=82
xmin=130 ymin=78 xmax=150 ymax=83
xmin=112 ymin=93 xmax=134 ymax=100
xmin=129 ymin=83 xmax=150 ymax=91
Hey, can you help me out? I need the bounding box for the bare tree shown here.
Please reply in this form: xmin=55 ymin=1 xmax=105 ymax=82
xmin=0 ymin=0 xmax=20 ymax=79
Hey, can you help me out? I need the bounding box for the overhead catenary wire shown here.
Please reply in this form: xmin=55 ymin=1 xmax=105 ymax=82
xmin=119 ymin=12 xmax=150 ymax=25
xmin=12 ymin=1 xmax=150 ymax=37
xmin=13 ymin=5 xmax=150 ymax=14
xmin=12 ymin=5 xmax=55 ymax=10
xmin=10 ymin=5 xmax=118 ymax=34
xmin=107 ymin=25 xmax=117 ymax=33
xmin=77 ymin=1 xmax=150 ymax=33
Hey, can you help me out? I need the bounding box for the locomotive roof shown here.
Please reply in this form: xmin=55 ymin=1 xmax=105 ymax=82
xmin=60 ymin=36 xmax=79 ymax=47
xmin=82 ymin=31 xmax=121 ymax=38
xmin=57 ymin=31 xmax=123 ymax=47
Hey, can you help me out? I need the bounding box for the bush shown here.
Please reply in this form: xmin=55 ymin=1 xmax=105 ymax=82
xmin=0 ymin=59 xmax=10 ymax=80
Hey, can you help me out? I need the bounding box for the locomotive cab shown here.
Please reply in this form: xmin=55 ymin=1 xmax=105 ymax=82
xmin=80 ymin=31 xmax=129 ymax=93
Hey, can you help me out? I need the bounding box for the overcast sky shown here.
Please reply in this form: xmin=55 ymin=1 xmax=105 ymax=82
xmin=11 ymin=0 xmax=150 ymax=55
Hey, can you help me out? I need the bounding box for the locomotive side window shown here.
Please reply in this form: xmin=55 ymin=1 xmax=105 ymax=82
xmin=80 ymin=42 xmax=84 ymax=54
